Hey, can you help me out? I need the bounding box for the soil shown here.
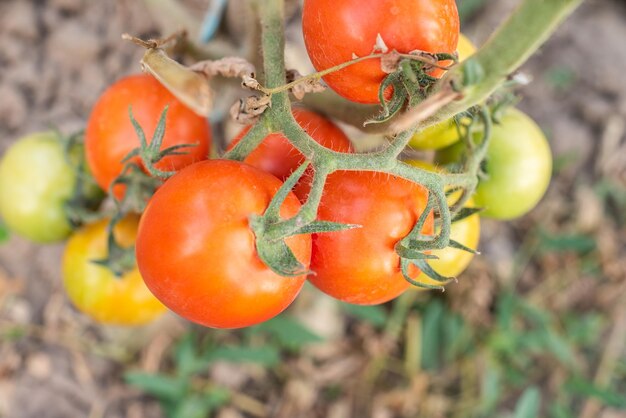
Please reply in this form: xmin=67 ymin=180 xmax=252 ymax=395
xmin=0 ymin=0 xmax=625 ymax=417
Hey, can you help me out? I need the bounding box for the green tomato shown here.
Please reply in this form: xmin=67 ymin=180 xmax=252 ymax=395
xmin=409 ymin=118 xmax=469 ymax=150
xmin=436 ymin=108 xmax=552 ymax=220
xmin=0 ymin=132 xmax=85 ymax=243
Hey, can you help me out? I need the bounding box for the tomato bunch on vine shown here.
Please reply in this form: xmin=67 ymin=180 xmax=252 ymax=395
xmin=0 ymin=0 xmax=581 ymax=328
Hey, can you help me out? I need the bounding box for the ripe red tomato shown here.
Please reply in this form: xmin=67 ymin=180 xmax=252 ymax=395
xmin=302 ymin=0 xmax=459 ymax=104
xmin=308 ymin=171 xmax=433 ymax=305
xmin=229 ymin=108 xmax=353 ymax=181
xmin=63 ymin=216 xmax=166 ymax=325
xmin=135 ymin=160 xmax=312 ymax=329
xmin=85 ymin=74 xmax=211 ymax=196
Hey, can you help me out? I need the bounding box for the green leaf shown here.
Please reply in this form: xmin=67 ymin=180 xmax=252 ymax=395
xmin=565 ymin=378 xmax=626 ymax=408
xmin=538 ymin=231 xmax=596 ymax=254
xmin=0 ymin=220 xmax=9 ymax=243
xmin=206 ymin=346 xmax=280 ymax=367
xmin=174 ymin=333 xmax=209 ymax=377
xmin=541 ymin=329 xmax=576 ymax=368
xmin=172 ymin=389 xmax=230 ymax=418
xmin=252 ymin=317 xmax=323 ymax=350
xmin=548 ymin=403 xmax=575 ymax=418
xmin=480 ymin=364 xmax=501 ymax=414
xmin=341 ymin=304 xmax=388 ymax=328
xmin=514 ymin=386 xmax=541 ymax=418
xmin=421 ymin=300 xmax=444 ymax=370
xmin=125 ymin=372 xmax=187 ymax=402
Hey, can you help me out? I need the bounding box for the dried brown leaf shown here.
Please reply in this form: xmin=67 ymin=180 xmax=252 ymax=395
xmin=230 ymin=95 xmax=271 ymax=125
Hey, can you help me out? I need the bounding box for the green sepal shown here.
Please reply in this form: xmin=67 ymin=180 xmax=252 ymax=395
xmin=451 ymin=207 xmax=483 ymax=223
xmin=286 ymin=220 xmax=361 ymax=236
xmin=365 ymin=72 xmax=407 ymax=126
xmin=264 ymin=161 xmax=310 ymax=223
xmin=90 ymin=216 xmax=136 ymax=277
xmin=127 ymin=106 xmax=197 ymax=180
xmin=413 ymin=258 xmax=454 ymax=284
xmin=448 ymin=239 xmax=480 ymax=255
xmin=255 ymin=235 xmax=309 ymax=278
xmin=395 ymin=243 xmax=439 ymax=261
xmin=110 ymin=164 xmax=161 ymax=213
xmin=400 ymin=259 xmax=444 ymax=290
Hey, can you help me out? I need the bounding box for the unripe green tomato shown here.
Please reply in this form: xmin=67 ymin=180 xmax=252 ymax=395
xmin=436 ymin=108 xmax=552 ymax=220
xmin=0 ymin=132 xmax=77 ymax=243
xmin=409 ymin=34 xmax=477 ymax=151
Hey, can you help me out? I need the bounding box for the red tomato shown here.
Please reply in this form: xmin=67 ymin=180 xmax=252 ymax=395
xmin=302 ymin=0 xmax=459 ymax=104
xmin=229 ymin=108 xmax=353 ymax=181
xmin=85 ymin=74 xmax=211 ymax=196
xmin=308 ymin=171 xmax=433 ymax=305
xmin=135 ymin=160 xmax=311 ymax=329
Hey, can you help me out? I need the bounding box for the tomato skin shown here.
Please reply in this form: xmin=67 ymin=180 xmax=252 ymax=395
xmin=0 ymin=132 xmax=76 ymax=243
xmin=62 ymin=216 xmax=166 ymax=325
xmin=302 ymin=0 xmax=459 ymax=104
xmin=409 ymin=34 xmax=476 ymax=150
xmin=229 ymin=108 xmax=353 ymax=181
xmin=406 ymin=161 xmax=480 ymax=286
xmin=135 ymin=160 xmax=311 ymax=329
xmin=436 ymin=108 xmax=552 ymax=220
xmin=85 ymin=74 xmax=211 ymax=196
xmin=308 ymin=171 xmax=433 ymax=305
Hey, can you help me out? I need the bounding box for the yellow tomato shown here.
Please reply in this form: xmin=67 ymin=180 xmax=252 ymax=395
xmin=63 ymin=216 xmax=166 ymax=325
xmin=409 ymin=34 xmax=477 ymax=151
xmin=405 ymin=161 xmax=480 ymax=288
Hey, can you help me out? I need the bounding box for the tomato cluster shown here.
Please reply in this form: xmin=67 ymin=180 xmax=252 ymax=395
xmin=0 ymin=0 xmax=553 ymax=329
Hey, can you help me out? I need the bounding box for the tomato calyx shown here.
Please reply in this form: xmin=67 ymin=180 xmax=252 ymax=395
xmin=124 ymin=106 xmax=199 ymax=179
xmin=94 ymin=107 xmax=198 ymax=277
xmin=366 ymin=52 xmax=458 ymax=126
xmin=90 ymin=216 xmax=136 ymax=277
xmin=250 ymin=162 xmax=359 ymax=277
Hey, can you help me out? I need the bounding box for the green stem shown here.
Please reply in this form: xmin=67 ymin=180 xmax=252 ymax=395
xmin=222 ymin=119 xmax=270 ymax=161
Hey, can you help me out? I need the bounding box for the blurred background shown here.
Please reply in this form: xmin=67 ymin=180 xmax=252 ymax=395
xmin=0 ymin=0 xmax=625 ymax=417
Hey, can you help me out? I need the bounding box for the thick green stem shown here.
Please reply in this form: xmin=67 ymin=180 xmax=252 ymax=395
xmin=223 ymin=119 xmax=270 ymax=161
xmin=259 ymin=0 xmax=290 ymax=113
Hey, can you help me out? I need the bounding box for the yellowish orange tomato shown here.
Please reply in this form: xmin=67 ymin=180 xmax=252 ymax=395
xmin=63 ymin=216 xmax=166 ymax=325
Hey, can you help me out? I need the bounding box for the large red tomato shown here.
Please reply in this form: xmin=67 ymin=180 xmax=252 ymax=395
xmin=229 ymin=108 xmax=353 ymax=181
xmin=302 ymin=0 xmax=459 ymax=104
xmin=308 ymin=171 xmax=434 ymax=305
xmin=135 ymin=160 xmax=311 ymax=329
xmin=85 ymin=74 xmax=211 ymax=196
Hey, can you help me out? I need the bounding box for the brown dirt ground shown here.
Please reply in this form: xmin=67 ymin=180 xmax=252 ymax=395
xmin=0 ymin=0 xmax=625 ymax=417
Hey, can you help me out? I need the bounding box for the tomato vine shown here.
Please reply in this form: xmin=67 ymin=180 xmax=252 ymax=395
xmin=122 ymin=0 xmax=582 ymax=288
